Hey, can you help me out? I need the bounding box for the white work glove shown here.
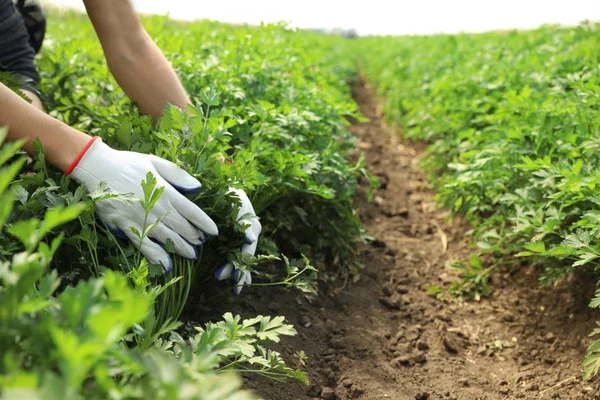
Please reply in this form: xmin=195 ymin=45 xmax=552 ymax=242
xmin=214 ymin=187 xmax=262 ymax=295
xmin=67 ymin=137 xmax=218 ymax=273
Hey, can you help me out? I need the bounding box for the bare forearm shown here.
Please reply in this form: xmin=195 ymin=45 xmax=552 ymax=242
xmin=83 ymin=0 xmax=190 ymax=121
xmin=1 ymin=83 xmax=90 ymax=172
xmin=106 ymin=32 xmax=190 ymax=120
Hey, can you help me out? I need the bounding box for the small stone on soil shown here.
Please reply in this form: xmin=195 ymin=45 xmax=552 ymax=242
xmin=436 ymin=313 xmax=452 ymax=323
xmin=308 ymin=384 xmax=321 ymax=397
xmin=503 ymin=313 xmax=515 ymax=322
xmin=405 ymin=327 xmax=421 ymax=342
xmin=515 ymin=371 xmax=534 ymax=383
xmin=300 ymin=315 xmax=312 ymax=328
xmin=395 ymin=342 xmax=411 ymax=353
xmin=371 ymin=238 xmax=386 ymax=248
xmin=396 ymin=277 xmax=410 ymax=285
xmin=415 ymin=392 xmax=430 ymax=400
xmin=382 ymin=283 xmax=394 ymax=296
xmin=386 ymin=208 xmax=410 ymax=218
xmin=320 ymin=387 xmax=336 ymax=400
xmin=443 ymin=335 xmax=459 ymax=354
xmin=349 ymin=386 xmax=364 ymax=398
xmin=416 ymin=340 xmax=429 ymax=351
xmin=379 ymin=295 xmax=402 ymax=310
xmin=391 ymin=354 xmax=413 ymax=367
xmin=519 ymin=358 xmax=529 ymax=366
xmin=413 ymin=351 xmax=427 ymax=364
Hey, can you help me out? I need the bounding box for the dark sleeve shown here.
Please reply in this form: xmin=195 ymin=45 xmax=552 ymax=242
xmin=0 ymin=0 xmax=40 ymax=94
xmin=14 ymin=0 xmax=46 ymax=53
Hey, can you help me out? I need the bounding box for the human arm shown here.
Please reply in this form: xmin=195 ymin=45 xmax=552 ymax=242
xmin=0 ymin=81 xmax=218 ymax=271
xmin=1 ymin=81 xmax=91 ymax=171
xmin=82 ymin=0 xmax=190 ymax=122
xmin=80 ymin=0 xmax=261 ymax=288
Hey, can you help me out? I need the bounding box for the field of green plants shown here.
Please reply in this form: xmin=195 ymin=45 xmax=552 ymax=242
xmin=352 ymin=22 xmax=600 ymax=378
xmin=3 ymin=4 xmax=600 ymax=398
xmin=0 ymin=9 xmax=370 ymax=399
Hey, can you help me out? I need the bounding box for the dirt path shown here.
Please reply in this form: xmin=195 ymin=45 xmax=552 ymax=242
xmin=234 ymin=79 xmax=600 ymax=400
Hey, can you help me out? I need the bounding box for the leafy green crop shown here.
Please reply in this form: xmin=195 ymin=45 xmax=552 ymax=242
xmin=0 ymin=130 xmax=310 ymax=398
xmin=0 ymin=8 xmax=372 ymax=332
xmin=0 ymin=7 xmax=374 ymax=398
xmin=348 ymin=22 xmax=600 ymax=378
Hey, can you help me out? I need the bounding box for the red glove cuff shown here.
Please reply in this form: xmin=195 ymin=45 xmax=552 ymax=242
xmin=65 ymin=136 xmax=100 ymax=176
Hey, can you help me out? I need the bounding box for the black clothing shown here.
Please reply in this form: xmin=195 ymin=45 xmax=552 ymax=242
xmin=0 ymin=0 xmax=46 ymax=94
xmin=14 ymin=0 xmax=46 ymax=53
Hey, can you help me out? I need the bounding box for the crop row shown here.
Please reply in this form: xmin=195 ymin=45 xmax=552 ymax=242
xmin=0 ymin=9 xmax=369 ymax=398
xmin=350 ymin=22 xmax=600 ymax=377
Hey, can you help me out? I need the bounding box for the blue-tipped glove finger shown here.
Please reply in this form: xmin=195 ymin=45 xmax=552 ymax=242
xmin=70 ymin=138 xmax=218 ymax=275
xmin=214 ymin=188 xmax=261 ymax=295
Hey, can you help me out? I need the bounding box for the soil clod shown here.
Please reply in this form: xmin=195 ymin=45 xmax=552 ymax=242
xmin=320 ymin=387 xmax=336 ymax=400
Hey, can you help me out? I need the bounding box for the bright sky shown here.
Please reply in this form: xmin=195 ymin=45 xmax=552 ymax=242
xmin=45 ymin=0 xmax=600 ymax=36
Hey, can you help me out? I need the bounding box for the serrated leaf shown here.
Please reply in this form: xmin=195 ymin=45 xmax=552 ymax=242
xmin=590 ymin=292 xmax=600 ymax=309
xmin=0 ymin=157 xmax=25 ymax=194
xmin=563 ymin=230 xmax=592 ymax=249
xmin=573 ymin=253 xmax=600 ymax=267
xmin=523 ymin=242 xmax=545 ymax=253
xmin=584 ymin=344 xmax=600 ymax=380
xmin=41 ymin=204 xmax=87 ymax=235
xmin=0 ymin=192 xmax=15 ymax=228
xmin=7 ymin=219 xmax=40 ymax=249
xmin=256 ymin=316 xmax=296 ymax=343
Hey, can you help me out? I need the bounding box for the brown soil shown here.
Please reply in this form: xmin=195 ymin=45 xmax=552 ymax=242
xmin=230 ymin=79 xmax=600 ymax=399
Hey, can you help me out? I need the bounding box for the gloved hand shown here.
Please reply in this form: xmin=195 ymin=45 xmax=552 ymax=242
xmin=214 ymin=187 xmax=261 ymax=295
xmin=66 ymin=137 xmax=218 ymax=273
